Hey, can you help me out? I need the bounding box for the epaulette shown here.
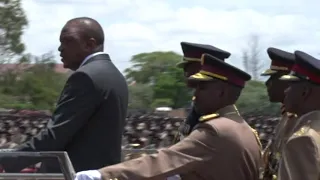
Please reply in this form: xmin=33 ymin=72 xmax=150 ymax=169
xmin=192 ymin=96 xmax=196 ymax=101
xmin=293 ymin=126 xmax=309 ymax=137
xmin=286 ymin=112 xmax=298 ymax=118
xmin=199 ymin=113 xmax=219 ymax=122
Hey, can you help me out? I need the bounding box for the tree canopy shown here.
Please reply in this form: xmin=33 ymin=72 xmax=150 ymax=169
xmin=1 ymin=53 xmax=67 ymax=110
xmin=125 ymin=51 xmax=192 ymax=109
xmin=0 ymin=0 xmax=28 ymax=60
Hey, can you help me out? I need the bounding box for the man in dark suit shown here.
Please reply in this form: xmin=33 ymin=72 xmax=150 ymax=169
xmin=1 ymin=17 xmax=128 ymax=173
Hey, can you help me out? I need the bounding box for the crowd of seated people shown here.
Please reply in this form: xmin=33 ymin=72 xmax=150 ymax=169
xmin=0 ymin=109 xmax=280 ymax=167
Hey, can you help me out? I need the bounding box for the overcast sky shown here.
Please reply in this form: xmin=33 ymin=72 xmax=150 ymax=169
xmin=22 ymin=0 xmax=320 ymax=73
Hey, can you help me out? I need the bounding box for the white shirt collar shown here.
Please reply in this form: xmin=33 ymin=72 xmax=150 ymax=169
xmin=80 ymin=52 xmax=107 ymax=67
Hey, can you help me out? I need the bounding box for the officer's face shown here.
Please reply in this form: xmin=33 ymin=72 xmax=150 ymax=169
xmin=284 ymin=81 xmax=310 ymax=114
xmin=194 ymin=81 xmax=222 ymax=115
xmin=183 ymin=62 xmax=201 ymax=78
xmin=265 ymin=73 xmax=289 ymax=103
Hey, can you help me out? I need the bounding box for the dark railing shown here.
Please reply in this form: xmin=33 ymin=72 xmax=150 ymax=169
xmin=0 ymin=151 xmax=75 ymax=180
xmin=0 ymin=146 xmax=159 ymax=180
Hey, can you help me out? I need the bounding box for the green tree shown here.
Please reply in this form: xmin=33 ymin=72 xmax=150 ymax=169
xmin=128 ymin=83 xmax=153 ymax=110
xmin=0 ymin=0 xmax=28 ymax=59
xmin=124 ymin=51 xmax=182 ymax=84
xmin=0 ymin=0 xmax=28 ymax=103
xmin=152 ymin=66 xmax=191 ymax=108
xmin=19 ymin=53 xmax=66 ymax=110
xmin=237 ymin=80 xmax=280 ymax=115
xmin=0 ymin=54 xmax=34 ymax=95
xmin=1 ymin=53 xmax=67 ymax=110
xmin=125 ymin=51 xmax=192 ymax=108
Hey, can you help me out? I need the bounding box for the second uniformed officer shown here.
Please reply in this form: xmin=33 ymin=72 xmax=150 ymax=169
xmin=277 ymin=51 xmax=320 ymax=180
xmin=74 ymin=54 xmax=261 ymax=180
xmin=261 ymin=47 xmax=296 ymax=180
xmin=174 ymin=42 xmax=231 ymax=143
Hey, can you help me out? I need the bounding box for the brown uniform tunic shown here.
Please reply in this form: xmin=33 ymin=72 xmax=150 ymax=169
xmin=262 ymin=105 xmax=298 ymax=180
xmin=278 ymin=110 xmax=320 ymax=180
xmin=99 ymin=105 xmax=262 ymax=180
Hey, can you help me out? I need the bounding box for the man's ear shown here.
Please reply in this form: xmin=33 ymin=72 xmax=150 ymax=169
xmin=85 ymin=38 xmax=96 ymax=50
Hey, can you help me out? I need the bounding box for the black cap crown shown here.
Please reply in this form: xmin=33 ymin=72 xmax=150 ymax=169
xmin=177 ymin=42 xmax=231 ymax=68
xmin=261 ymin=47 xmax=295 ymax=76
xmin=280 ymin=51 xmax=320 ymax=84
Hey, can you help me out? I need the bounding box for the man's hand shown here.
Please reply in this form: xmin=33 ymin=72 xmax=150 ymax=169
xmin=75 ymin=170 xmax=102 ymax=180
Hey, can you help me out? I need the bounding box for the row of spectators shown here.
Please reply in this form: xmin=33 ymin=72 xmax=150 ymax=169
xmin=0 ymin=109 xmax=280 ymax=149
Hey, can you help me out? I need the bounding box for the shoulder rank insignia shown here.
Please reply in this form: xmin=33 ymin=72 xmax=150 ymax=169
xmin=293 ymin=126 xmax=309 ymax=137
xmin=192 ymin=96 xmax=196 ymax=101
xmin=286 ymin=112 xmax=297 ymax=118
xmin=199 ymin=113 xmax=219 ymax=122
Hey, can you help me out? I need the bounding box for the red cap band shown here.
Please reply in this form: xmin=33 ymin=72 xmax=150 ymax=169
xmin=292 ymin=64 xmax=320 ymax=83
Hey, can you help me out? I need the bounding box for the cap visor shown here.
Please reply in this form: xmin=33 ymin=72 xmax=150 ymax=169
xmin=188 ymin=73 xmax=214 ymax=82
xmin=279 ymin=74 xmax=300 ymax=81
xmin=260 ymin=69 xmax=277 ymax=76
xmin=187 ymin=73 xmax=216 ymax=88
xmin=177 ymin=58 xmax=201 ymax=68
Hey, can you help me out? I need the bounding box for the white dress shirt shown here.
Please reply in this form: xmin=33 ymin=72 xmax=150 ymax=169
xmin=80 ymin=52 xmax=107 ymax=67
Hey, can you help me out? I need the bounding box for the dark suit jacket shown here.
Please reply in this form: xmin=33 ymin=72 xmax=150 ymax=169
xmin=2 ymin=54 xmax=128 ymax=172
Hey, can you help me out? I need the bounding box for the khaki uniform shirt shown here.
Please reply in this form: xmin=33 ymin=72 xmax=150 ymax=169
xmin=99 ymin=105 xmax=262 ymax=180
xmin=265 ymin=105 xmax=297 ymax=154
xmin=278 ymin=110 xmax=320 ymax=180
xmin=273 ymin=107 xmax=298 ymax=151
xmin=262 ymin=105 xmax=298 ymax=180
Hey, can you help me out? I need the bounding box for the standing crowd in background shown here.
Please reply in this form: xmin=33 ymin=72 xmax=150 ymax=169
xmin=0 ymin=109 xmax=279 ymax=150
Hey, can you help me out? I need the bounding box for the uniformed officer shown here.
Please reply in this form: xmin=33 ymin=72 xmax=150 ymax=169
xmin=260 ymin=48 xmax=297 ymax=180
xmin=277 ymin=50 xmax=320 ymax=180
xmin=74 ymin=54 xmax=261 ymax=180
xmin=174 ymin=42 xmax=231 ymax=143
